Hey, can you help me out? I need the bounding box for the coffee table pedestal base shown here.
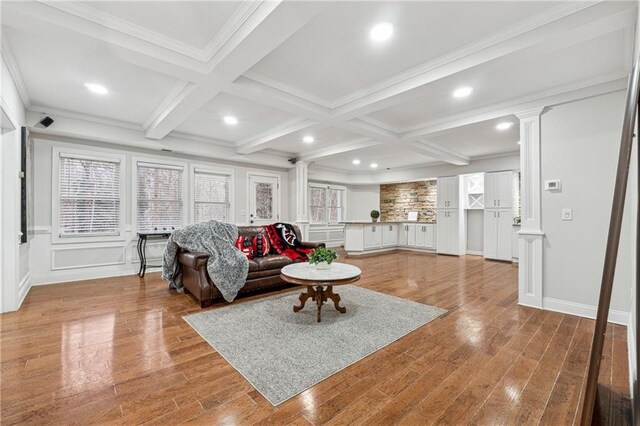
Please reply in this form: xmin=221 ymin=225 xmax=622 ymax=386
xmin=293 ymin=285 xmax=346 ymax=322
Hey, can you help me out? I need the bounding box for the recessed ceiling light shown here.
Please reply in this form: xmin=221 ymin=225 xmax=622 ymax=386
xmin=352 ymin=159 xmax=361 ymax=165
xmin=496 ymin=122 xmax=514 ymax=131
xmin=223 ymin=116 xmax=238 ymax=125
xmin=370 ymin=22 xmax=393 ymax=42
xmin=303 ymin=136 xmax=314 ymax=143
xmin=453 ymin=86 xmax=473 ymax=98
xmin=84 ymin=82 xmax=108 ymax=95
xmin=370 ymin=162 xmax=378 ymax=169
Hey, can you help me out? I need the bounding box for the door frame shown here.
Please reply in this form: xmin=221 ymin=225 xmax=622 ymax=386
xmin=246 ymin=171 xmax=281 ymax=225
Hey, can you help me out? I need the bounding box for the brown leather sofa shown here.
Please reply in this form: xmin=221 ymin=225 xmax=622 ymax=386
xmin=177 ymin=224 xmax=324 ymax=307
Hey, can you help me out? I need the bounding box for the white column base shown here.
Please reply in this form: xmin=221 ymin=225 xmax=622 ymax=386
xmin=518 ymin=230 xmax=544 ymax=308
xmin=295 ymin=220 xmax=310 ymax=241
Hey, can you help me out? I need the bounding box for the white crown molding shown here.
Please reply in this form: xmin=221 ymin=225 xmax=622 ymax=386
xmin=39 ymin=0 xmax=265 ymax=65
xmin=1 ymin=32 xmax=31 ymax=108
xmin=28 ymin=105 xmax=142 ymax=131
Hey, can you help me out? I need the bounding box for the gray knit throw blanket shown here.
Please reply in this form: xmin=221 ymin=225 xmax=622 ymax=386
xmin=162 ymin=221 xmax=249 ymax=302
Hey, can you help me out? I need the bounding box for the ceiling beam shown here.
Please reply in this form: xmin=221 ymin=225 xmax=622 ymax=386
xmin=144 ymin=1 xmax=328 ymax=140
xmin=25 ymin=111 xmax=292 ymax=169
xmin=226 ymin=1 xmax=634 ymax=158
xmin=407 ymin=141 xmax=470 ymax=166
xmin=401 ymin=73 xmax=628 ymax=140
xmin=300 ymin=138 xmax=381 ymax=162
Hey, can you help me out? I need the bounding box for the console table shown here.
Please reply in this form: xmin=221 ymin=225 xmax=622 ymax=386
xmin=136 ymin=231 xmax=172 ymax=277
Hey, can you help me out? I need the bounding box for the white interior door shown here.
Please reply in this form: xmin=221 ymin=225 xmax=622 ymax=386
xmin=248 ymin=174 xmax=279 ymax=225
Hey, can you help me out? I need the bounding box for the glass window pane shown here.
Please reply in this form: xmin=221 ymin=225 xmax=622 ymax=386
xmin=255 ymin=182 xmax=273 ymax=219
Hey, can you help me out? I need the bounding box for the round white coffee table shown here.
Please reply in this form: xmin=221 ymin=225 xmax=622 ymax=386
xmin=281 ymin=263 xmax=361 ymax=322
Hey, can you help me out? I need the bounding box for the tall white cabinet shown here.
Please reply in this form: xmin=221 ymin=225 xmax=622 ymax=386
xmin=437 ymin=176 xmax=465 ymax=255
xmin=484 ymin=171 xmax=516 ymax=261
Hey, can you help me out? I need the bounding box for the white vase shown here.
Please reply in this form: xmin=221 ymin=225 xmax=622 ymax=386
xmin=315 ymin=261 xmax=331 ymax=270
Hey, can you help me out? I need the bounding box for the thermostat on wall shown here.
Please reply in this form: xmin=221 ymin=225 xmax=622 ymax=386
xmin=544 ymin=180 xmax=561 ymax=191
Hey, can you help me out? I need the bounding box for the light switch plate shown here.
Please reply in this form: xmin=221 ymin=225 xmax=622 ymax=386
xmin=545 ymin=180 xmax=562 ymax=191
xmin=562 ymin=208 xmax=572 ymax=221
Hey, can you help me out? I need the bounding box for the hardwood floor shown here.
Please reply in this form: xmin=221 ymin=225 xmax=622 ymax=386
xmin=1 ymin=252 xmax=631 ymax=425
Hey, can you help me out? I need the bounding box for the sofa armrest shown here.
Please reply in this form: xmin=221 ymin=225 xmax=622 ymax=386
xmin=178 ymin=251 xmax=209 ymax=269
xmin=300 ymin=241 xmax=325 ymax=249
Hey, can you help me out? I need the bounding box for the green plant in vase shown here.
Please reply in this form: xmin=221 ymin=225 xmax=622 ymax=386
xmin=370 ymin=209 xmax=380 ymax=222
xmin=308 ymin=247 xmax=339 ymax=270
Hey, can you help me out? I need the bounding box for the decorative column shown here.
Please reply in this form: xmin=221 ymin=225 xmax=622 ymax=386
xmin=294 ymin=161 xmax=309 ymax=240
xmin=516 ymin=107 xmax=545 ymax=309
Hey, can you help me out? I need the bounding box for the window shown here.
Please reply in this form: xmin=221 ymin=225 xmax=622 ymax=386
xmin=136 ymin=162 xmax=184 ymax=232
xmin=194 ymin=169 xmax=231 ymax=223
xmin=309 ymin=184 xmax=345 ymax=225
xmin=58 ymin=154 xmax=121 ymax=237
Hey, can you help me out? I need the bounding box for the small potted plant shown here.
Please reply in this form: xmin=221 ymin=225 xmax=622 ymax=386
xmin=308 ymin=247 xmax=339 ymax=270
xmin=370 ymin=209 xmax=380 ymax=222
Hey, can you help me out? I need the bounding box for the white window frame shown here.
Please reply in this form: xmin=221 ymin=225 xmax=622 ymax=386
xmin=246 ymin=170 xmax=281 ymax=225
xmin=52 ymin=147 xmax=126 ymax=244
xmin=308 ymin=183 xmax=347 ymax=227
xmin=132 ymin=157 xmax=188 ymax=234
xmin=190 ymin=164 xmax=234 ymax=224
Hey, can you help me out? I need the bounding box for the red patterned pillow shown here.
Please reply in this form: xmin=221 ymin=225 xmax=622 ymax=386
xmin=253 ymin=233 xmax=271 ymax=257
xmin=235 ymin=235 xmax=255 ymax=259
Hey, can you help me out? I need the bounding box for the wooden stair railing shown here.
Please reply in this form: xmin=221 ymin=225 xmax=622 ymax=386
xmin=580 ymin=59 xmax=639 ymax=425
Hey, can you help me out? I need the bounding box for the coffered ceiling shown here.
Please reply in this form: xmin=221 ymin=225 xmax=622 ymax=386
xmin=1 ymin=1 xmax=636 ymax=174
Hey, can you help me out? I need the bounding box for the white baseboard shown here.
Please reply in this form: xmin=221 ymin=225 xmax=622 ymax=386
xmin=31 ymin=268 xmax=152 ymax=286
xmin=17 ymin=272 xmax=31 ymax=310
xmin=542 ymin=297 xmax=631 ymax=326
xmin=628 ymin=318 xmax=636 ymax=410
xmin=466 ymin=250 xmax=483 ymax=256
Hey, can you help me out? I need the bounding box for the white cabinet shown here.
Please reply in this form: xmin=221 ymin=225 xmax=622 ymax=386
xmin=437 ymin=176 xmax=461 ymax=209
xmin=344 ymin=222 xmax=436 ymax=255
xmin=485 ymin=171 xmax=515 ymax=209
xmin=414 ymin=224 xmax=435 ymax=249
xmin=437 ymin=209 xmax=465 ymax=255
xmin=407 ymin=224 xmax=416 ymax=246
xmin=399 ymin=224 xmax=409 ymax=245
xmin=382 ymin=224 xmax=398 ymax=247
xmin=363 ymin=224 xmax=382 ymax=249
xmin=484 ymin=209 xmax=513 ymax=261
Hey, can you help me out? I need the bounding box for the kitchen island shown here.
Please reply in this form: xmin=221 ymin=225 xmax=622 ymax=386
xmin=342 ymin=221 xmax=436 ymax=256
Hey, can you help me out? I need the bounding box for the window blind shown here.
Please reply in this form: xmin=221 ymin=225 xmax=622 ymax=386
xmin=137 ymin=163 xmax=183 ymax=232
xmin=309 ymin=186 xmax=326 ymax=225
xmin=194 ymin=170 xmax=231 ymax=223
xmin=327 ymin=187 xmax=344 ymax=224
xmin=59 ymin=155 xmax=121 ymax=236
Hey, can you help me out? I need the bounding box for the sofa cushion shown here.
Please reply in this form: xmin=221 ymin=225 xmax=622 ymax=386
xmin=248 ymin=259 xmax=259 ymax=272
xmin=253 ymin=255 xmax=293 ymax=270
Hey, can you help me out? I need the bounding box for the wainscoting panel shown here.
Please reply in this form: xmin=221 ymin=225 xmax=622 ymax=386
xmin=130 ymin=241 xmax=167 ymax=264
xmin=52 ymin=245 xmax=126 ymax=270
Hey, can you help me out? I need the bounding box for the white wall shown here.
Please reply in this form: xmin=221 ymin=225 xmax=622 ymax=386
xmin=347 ymin=185 xmax=380 ymax=220
xmin=541 ymin=90 xmax=634 ymax=316
xmin=1 ymin=52 xmax=30 ymax=312
xmin=30 ymin=137 xmax=291 ymax=285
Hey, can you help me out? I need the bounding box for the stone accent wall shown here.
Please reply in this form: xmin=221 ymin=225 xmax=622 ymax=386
xmin=379 ymin=180 xmax=437 ymax=222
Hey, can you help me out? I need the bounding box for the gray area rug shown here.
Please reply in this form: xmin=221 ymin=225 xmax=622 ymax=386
xmin=183 ymin=285 xmax=447 ymax=406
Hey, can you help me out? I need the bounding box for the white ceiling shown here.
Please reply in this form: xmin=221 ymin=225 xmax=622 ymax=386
xmin=1 ymin=1 xmax=636 ymax=175
xmin=250 ymin=1 xmax=560 ymax=103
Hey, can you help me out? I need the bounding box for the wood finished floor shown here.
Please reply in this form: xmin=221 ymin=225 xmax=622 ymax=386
xmin=0 ymin=252 xmax=631 ymax=425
